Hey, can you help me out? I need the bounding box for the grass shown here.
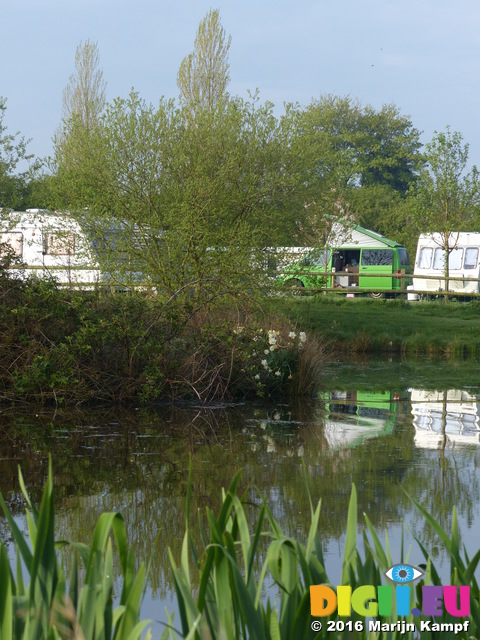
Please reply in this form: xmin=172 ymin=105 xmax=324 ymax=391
xmin=266 ymin=296 xmax=480 ymax=357
xmin=1 ymin=463 xmax=480 ymax=639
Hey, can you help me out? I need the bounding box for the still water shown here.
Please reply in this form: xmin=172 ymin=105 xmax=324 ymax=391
xmin=1 ymin=357 xmax=480 ymax=629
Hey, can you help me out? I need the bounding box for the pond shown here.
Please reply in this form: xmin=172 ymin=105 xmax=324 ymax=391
xmin=1 ymin=357 xmax=480 ymax=632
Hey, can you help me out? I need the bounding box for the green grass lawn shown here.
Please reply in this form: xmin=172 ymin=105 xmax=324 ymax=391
xmin=265 ymin=296 xmax=480 ymax=357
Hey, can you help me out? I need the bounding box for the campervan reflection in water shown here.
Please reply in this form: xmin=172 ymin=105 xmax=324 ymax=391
xmin=410 ymin=389 xmax=480 ymax=448
xmin=322 ymin=390 xmax=401 ymax=449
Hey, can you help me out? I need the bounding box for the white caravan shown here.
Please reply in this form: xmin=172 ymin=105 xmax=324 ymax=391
xmin=408 ymin=232 xmax=480 ymax=300
xmin=0 ymin=209 xmax=101 ymax=286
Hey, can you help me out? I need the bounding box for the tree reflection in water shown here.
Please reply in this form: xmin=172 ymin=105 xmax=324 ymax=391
xmin=1 ymin=387 xmax=480 ymax=599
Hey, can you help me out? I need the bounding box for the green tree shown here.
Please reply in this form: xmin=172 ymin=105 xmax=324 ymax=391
xmin=0 ymin=97 xmax=39 ymax=210
xmin=411 ymin=127 xmax=480 ymax=297
xmin=52 ymin=90 xmax=296 ymax=306
xmin=290 ymin=96 xmax=423 ymax=243
xmin=177 ymin=8 xmax=231 ymax=114
xmin=54 ymin=40 xmax=107 ymax=172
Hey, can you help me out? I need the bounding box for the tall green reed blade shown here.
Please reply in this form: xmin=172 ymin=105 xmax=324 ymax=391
xmin=29 ymin=458 xmax=59 ymax=640
xmin=341 ymin=484 xmax=357 ymax=586
xmin=0 ymin=542 xmax=13 ymax=640
xmin=196 ymin=470 xmax=242 ymax=613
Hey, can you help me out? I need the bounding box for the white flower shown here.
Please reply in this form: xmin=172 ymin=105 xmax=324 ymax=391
xmin=264 ymin=349 xmax=270 ymax=355
xmin=269 ymin=345 xmax=277 ymax=351
xmin=275 ymin=370 xmax=281 ymax=376
xmin=289 ymin=331 xmax=296 ymax=339
xmin=299 ymin=331 xmax=307 ymax=342
xmin=261 ymin=359 xmax=269 ymax=369
xmin=254 ymin=374 xmax=260 ymax=380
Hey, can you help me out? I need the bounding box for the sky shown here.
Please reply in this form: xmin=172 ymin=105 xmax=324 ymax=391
xmin=2 ymin=0 xmax=480 ymax=170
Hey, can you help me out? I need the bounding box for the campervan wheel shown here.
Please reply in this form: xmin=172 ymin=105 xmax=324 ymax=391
xmin=285 ymin=279 xmax=305 ymax=295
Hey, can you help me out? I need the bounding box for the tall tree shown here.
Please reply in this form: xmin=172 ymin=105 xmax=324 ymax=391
xmin=54 ymin=40 xmax=106 ymax=169
xmin=61 ymin=39 xmax=106 ymax=130
xmin=288 ymin=96 xmax=424 ymax=247
xmin=177 ymin=9 xmax=231 ymax=113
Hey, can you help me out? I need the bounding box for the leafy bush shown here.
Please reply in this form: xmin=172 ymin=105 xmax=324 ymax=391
xmin=0 ymin=274 xmax=329 ymax=404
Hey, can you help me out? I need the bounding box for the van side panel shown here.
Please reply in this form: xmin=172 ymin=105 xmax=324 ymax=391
xmin=359 ymin=248 xmax=394 ymax=291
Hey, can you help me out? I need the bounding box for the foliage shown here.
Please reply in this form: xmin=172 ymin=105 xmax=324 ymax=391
xmin=0 ymin=459 xmax=151 ymax=639
xmin=161 ymin=467 xmax=479 ymax=639
xmin=414 ymin=127 xmax=480 ymax=231
xmin=177 ymin=8 xmax=232 ymax=114
xmin=0 ymin=271 xmax=327 ymax=404
xmin=51 ymin=89 xmax=297 ymax=306
xmin=0 ymin=98 xmax=41 ymax=210
xmin=408 ymin=127 xmax=480 ymax=296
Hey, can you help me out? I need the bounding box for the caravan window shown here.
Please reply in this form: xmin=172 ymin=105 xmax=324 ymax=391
xmin=433 ymin=248 xmax=445 ymax=270
xmin=44 ymin=232 xmax=76 ymax=256
xmin=464 ymin=247 xmax=479 ymax=269
xmin=433 ymin=247 xmax=464 ymax=270
xmin=361 ymin=249 xmax=393 ymax=266
xmin=449 ymin=248 xmax=463 ymax=270
xmin=418 ymin=247 xmax=433 ymax=269
xmin=0 ymin=232 xmax=23 ymax=257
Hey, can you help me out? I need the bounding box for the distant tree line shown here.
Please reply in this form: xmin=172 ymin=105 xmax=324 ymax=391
xmin=1 ymin=9 xmax=480 ymax=302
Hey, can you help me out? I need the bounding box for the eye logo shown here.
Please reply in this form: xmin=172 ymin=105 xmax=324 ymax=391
xmin=385 ymin=564 xmax=424 ymax=584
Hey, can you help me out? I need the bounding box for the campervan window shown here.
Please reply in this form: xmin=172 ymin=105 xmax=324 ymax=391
xmin=418 ymin=247 xmax=432 ymax=269
xmin=464 ymin=247 xmax=479 ymax=269
xmin=0 ymin=232 xmax=23 ymax=257
xmin=398 ymin=248 xmax=410 ymax=267
xmin=361 ymin=249 xmax=393 ymax=266
xmin=44 ymin=232 xmax=76 ymax=256
xmin=301 ymin=250 xmax=330 ymax=267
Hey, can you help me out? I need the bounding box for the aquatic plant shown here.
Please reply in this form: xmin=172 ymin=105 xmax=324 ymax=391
xmin=1 ymin=462 xmax=479 ymax=638
xmin=0 ymin=459 xmax=151 ymax=640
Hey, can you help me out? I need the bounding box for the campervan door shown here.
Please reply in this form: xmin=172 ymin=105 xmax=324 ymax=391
xmin=410 ymin=232 xmax=480 ymax=299
xmin=0 ymin=210 xmax=101 ymax=286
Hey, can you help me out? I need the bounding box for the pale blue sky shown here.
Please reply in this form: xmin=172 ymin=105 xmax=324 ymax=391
xmin=2 ymin=0 xmax=480 ymax=168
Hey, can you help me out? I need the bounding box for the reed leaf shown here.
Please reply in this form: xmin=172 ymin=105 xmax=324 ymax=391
xmin=0 ymin=543 xmax=13 ymax=640
xmin=341 ymin=484 xmax=357 ymax=585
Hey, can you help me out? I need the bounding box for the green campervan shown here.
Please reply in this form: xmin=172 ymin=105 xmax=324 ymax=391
xmin=279 ymin=224 xmax=411 ymax=297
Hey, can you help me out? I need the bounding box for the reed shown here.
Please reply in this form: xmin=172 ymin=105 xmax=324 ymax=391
xmin=163 ymin=466 xmax=480 ymax=639
xmin=0 ymin=458 xmax=151 ymax=640
xmin=1 ymin=464 xmax=479 ymax=639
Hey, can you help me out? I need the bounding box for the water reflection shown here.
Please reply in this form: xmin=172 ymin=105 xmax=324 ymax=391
xmin=411 ymin=389 xmax=480 ymax=448
xmin=1 ymin=383 xmax=480 ymax=607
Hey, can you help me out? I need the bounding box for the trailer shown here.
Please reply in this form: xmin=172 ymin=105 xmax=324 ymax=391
xmin=408 ymin=232 xmax=480 ymax=301
xmin=0 ymin=209 xmax=101 ymax=286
